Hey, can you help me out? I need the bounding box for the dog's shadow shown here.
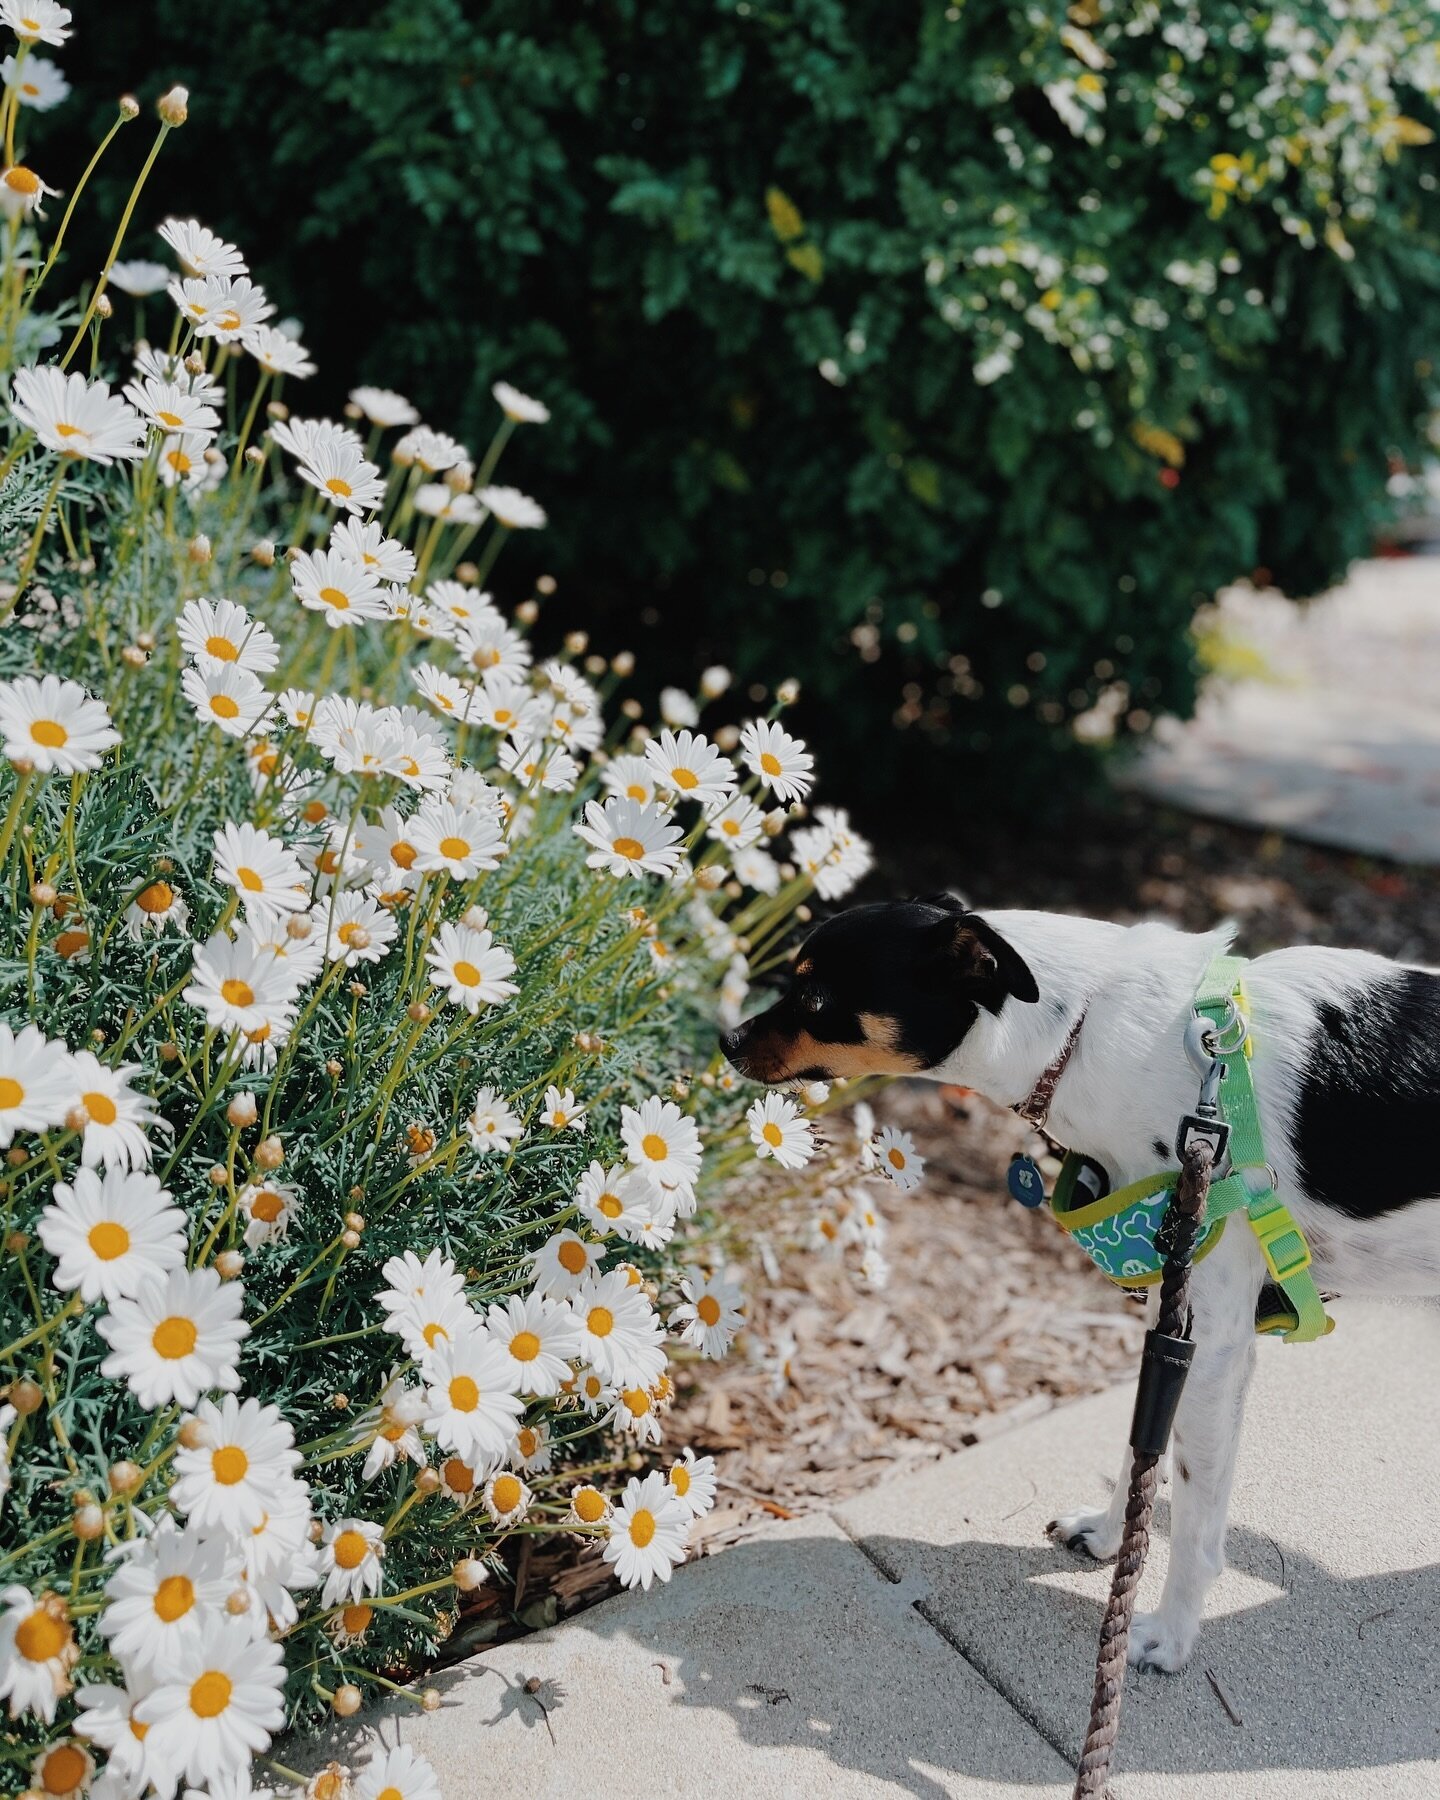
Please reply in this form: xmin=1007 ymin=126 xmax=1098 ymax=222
xmin=295 ymin=1515 xmax=1440 ymax=1796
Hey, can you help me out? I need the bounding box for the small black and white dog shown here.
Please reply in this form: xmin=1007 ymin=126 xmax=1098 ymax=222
xmin=721 ymin=895 xmax=1440 ymax=1672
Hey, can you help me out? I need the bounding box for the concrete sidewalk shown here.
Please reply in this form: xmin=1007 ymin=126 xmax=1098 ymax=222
xmin=303 ymin=1300 xmax=1439 ymax=1798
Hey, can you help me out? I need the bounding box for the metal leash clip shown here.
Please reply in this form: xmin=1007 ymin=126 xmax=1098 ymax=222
xmin=1174 ymin=1012 xmax=1232 ymax=1176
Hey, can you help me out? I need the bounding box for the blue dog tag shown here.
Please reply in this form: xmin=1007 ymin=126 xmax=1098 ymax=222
xmin=1007 ymin=1154 xmax=1046 ymax=1208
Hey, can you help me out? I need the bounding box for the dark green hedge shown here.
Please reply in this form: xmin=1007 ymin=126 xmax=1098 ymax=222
xmin=54 ymin=1 xmax=1440 ymax=804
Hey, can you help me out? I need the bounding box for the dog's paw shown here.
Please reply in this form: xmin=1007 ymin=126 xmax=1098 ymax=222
xmin=1127 ymin=1611 xmax=1195 ymax=1674
xmin=1045 ymin=1504 xmax=1121 ymax=1561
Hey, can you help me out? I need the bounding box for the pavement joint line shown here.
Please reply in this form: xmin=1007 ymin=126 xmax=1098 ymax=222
xmin=830 ymin=1502 xmax=1083 ymax=1772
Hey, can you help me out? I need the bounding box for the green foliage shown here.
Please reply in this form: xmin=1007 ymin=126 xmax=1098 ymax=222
xmin=57 ymin=1 xmax=1440 ymax=798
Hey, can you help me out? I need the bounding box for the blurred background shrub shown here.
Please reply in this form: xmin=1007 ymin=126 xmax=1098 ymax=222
xmin=56 ymin=0 xmax=1440 ymax=809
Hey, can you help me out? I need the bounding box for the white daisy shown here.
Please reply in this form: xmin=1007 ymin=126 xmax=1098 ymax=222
xmin=423 ymin=1334 xmax=525 ymax=1473
xmin=98 ymin=1521 xmax=235 ymax=1681
xmin=0 ymin=673 xmax=119 ymax=772
xmin=134 ymin=1619 xmax=285 ymax=1797
xmin=108 ymin=258 xmax=172 ymax=297
xmin=158 ymin=218 xmax=247 ymax=280
xmin=394 ymin=425 xmax=466 ymax=472
xmin=492 ymin=380 xmax=550 ymax=424
xmin=705 ymin=793 xmax=765 ymax=851
xmin=409 ymin=662 xmax=475 ymax=722
xmin=317 ymin=1518 xmax=384 ymax=1608
xmin=0 ymin=1586 xmax=76 ymax=1723
xmin=666 ymin=1448 xmax=718 ymax=1518
xmin=567 ymin=1482 xmax=612 ymax=1527
xmin=645 ymin=728 xmax=736 ymax=806
xmin=170 ymin=1396 xmax=301 ymax=1535
xmin=574 ymin=1161 xmax=652 ymax=1237
xmin=350 ymin=385 xmax=418 ymax=428
xmin=498 ymin=735 xmax=581 ymax=794
xmin=123 ymin=375 xmax=220 ymax=438
xmin=319 ymin=891 xmax=396 ymax=967
xmin=528 ymin=1230 xmax=604 ymax=1301
xmin=465 ymin=1086 xmax=523 ymax=1154
xmin=620 ymin=1095 xmax=703 ymax=1206
xmin=540 ymin=1084 xmax=586 ymax=1132
xmin=181 ymin=274 xmax=274 ymax=343
xmin=425 ymin=578 xmax=502 ymax=634
xmin=377 ymin=1247 xmax=466 ymax=1320
xmin=606 ymin=1382 xmax=663 ymax=1446
xmin=454 ymin=617 xmax=532 ymax=682
xmin=741 ymin=718 xmax=814 ymax=802
xmin=573 ymin=796 xmax=683 ymax=879
xmin=746 ymin=1092 xmax=814 ymax=1170
xmin=873 ymin=1124 xmax=925 ymax=1192
xmin=482 ymin=1293 xmax=582 ymax=1397
xmin=437 ymin=1453 xmax=482 ymax=1508
xmin=96 ymin=1265 xmax=248 ymax=1408
xmin=155 ymin=430 xmax=213 ymax=491
xmin=0 ymin=162 xmax=56 ymax=218
xmin=671 ymin=1265 xmax=744 ymax=1359
xmin=410 ymin=797 xmax=505 ymax=879
xmin=570 ymin=1269 xmax=667 ymax=1388
xmin=330 ymin=516 xmax=417 ymax=586
xmin=298 ymin=437 xmax=386 ymax=515
xmin=37 ymin=1169 xmax=184 ymax=1304
xmin=290 ymin=546 xmax=393 ymax=628
xmin=358 ymin=1372 xmax=430 ymax=1482
xmin=212 ymin=821 xmax=309 ymax=920
xmin=733 ymin=841 xmax=781 ymax=894
xmin=385 ymin=1288 xmax=477 ymax=1367
xmin=482 ymin=1469 xmax=531 ymax=1527
xmin=238 ymin=1178 xmax=298 ymax=1248
xmin=603 ymin=1472 xmax=690 ymax=1591
xmin=243 ymin=323 xmax=316 ymax=378
xmin=176 ymin=597 xmax=276 ymax=675
xmin=477 ymin=484 xmax=546 ymax=529
xmin=0 ymin=1021 xmax=73 ymax=1147
xmin=510 ymin=1419 xmax=553 ymax=1474
xmin=269 ymin=414 xmax=359 ymax=465
xmin=600 ymin=754 xmax=656 ymax=807
xmin=353 ymin=1744 xmax=443 ymax=1800
xmin=181 ymin=663 xmax=271 ymax=738
xmin=425 ymin=921 xmax=518 ymax=1012
xmin=413 ymin=483 xmax=484 ymax=524
xmin=74 ymin=1678 xmax=155 ymax=1789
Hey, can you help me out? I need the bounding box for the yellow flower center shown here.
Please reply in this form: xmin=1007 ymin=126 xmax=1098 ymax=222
xmin=15 ymin=1608 xmax=67 ymax=1661
xmin=87 ymin=1220 xmax=130 ymax=1261
xmin=29 ymin=718 xmax=68 ymax=748
xmin=697 ymin=1295 xmax=722 ymax=1327
xmin=0 ymin=1076 xmax=24 ymax=1109
xmin=317 ymin=586 xmax=351 ymax=610
xmin=212 ymin=1445 xmax=250 ymax=1485
xmin=491 ymin=1474 xmax=522 ymax=1512
xmin=325 ymin=477 xmax=353 ymax=498
xmin=153 ymin=1574 xmax=195 ymax=1623
xmin=332 ymin=1529 xmax=370 ymax=1570
xmin=557 ymin=1240 xmax=588 ymax=1275
xmin=517 ymin=1428 xmax=539 ymax=1457
xmin=422 ymin=1321 xmax=448 ymax=1349
xmin=165 ymin=450 xmax=192 ymax=475
xmin=887 ymin=1147 xmax=906 ymax=1170
xmin=157 ymin=409 xmax=184 ymax=428
xmin=598 ymin=1193 xmax=624 ymax=1219
xmin=641 ymin=1132 xmax=668 ymax=1162
xmin=509 ymin=1330 xmax=541 ymax=1362
xmin=250 ymin=1189 xmax=284 ymax=1223
xmin=340 ymin=1602 xmax=373 ymax=1633
xmin=670 ymin=1463 xmax=691 ymax=1496
xmin=5 ymin=166 xmax=40 ymax=195
xmin=452 ymin=959 xmax=481 ymax=987
xmin=137 ymin=881 xmax=175 ymax=914
xmin=189 ymin=1670 xmax=232 ymax=1719
xmin=760 ymin=751 xmax=782 ymax=776
xmin=391 ymin=841 xmax=416 ymax=869
xmin=442 ymin=1457 xmax=474 ymax=1494
xmin=761 ymin=1122 xmax=783 ymax=1147
xmin=612 ymin=836 xmax=645 ymax=860
xmin=205 ymin=634 xmax=239 ymax=661
xmin=671 ymin=766 xmax=699 ymax=790
xmin=80 ymin=1087 xmax=118 ymax=1128
xmin=622 ymin=1386 xmax=650 ymax=1416
xmin=586 ymin=1305 xmax=614 ymax=1338
xmin=448 ymin=1375 xmax=480 ymax=1413
xmin=152 ymin=1316 xmax=198 ymax=1359
xmin=209 ymin=694 xmax=241 ymax=720
xmin=629 ymin=1508 xmax=656 ymax=1549
xmin=438 ymin=835 xmax=471 ymax=860
xmin=220 ymin=977 xmax=255 ymax=1008
xmin=625 ymin=783 xmax=648 ymax=802
xmin=40 ymin=1744 xmax=88 ymax=1794
xmin=722 ymin=819 xmax=740 ymax=836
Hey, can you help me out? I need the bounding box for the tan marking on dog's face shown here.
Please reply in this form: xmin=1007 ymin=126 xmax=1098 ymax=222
xmin=740 ymin=1013 xmax=925 ymax=1083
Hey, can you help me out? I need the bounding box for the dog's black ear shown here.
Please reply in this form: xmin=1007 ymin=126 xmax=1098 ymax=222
xmin=928 ymin=911 xmax=1039 ymax=1006
xmin=917 ymin=890 xmax=967 ymax=913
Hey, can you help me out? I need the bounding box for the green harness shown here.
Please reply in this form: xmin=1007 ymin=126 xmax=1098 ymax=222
xmin=1048 ymin=953 xmax=1334 ymax=1343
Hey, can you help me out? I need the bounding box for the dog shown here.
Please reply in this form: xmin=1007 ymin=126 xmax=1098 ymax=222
xmin=721 ymin=892 xmax=1440 ymax=1671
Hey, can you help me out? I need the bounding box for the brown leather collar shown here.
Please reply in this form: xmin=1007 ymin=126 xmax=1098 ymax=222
xmin=1013 ymin=1011 xmax=1086 ymax=1134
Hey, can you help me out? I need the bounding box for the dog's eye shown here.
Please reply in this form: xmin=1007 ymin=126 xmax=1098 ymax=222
xmin=799 ymin=985 xmax=826 ymax=1014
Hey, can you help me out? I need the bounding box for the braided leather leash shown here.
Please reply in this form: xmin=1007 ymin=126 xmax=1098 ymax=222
xmin=1072 ymin=1136 xmax=1214 ymax=1799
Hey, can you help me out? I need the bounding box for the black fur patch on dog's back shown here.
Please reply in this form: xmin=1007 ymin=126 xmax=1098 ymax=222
xmin=1293 ymin=969 xmax=1440 ymax=1219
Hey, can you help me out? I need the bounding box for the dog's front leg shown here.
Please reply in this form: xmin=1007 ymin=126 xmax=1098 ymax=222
xmin=1128 ymin=1322 xmax=1257 ymax=1672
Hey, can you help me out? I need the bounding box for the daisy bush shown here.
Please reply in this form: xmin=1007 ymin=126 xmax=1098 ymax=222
xmin=0 ymin=21 xmax=900 ymax=1800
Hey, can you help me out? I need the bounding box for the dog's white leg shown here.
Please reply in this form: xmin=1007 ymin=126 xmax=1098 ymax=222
xmin=1129 ymin=1228 xmax=1261 ymax=1673
xmin=1046 ymin=1439 xmax=1135 ymax=1561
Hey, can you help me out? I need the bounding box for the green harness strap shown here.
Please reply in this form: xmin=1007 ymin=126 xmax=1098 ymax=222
xmin=1191 ymin=953 xmax=1332 ymax=1343
xmin=1049 ymin=952 xmax=1333 ymax=1343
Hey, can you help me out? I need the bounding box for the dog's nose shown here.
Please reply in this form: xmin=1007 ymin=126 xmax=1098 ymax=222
xmin=719 ymin=1024 xmax=750 ymax=1069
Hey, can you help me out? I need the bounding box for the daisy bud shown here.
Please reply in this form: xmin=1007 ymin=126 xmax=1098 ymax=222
xmin=796 ymin=905 xmax=813 ymax=923
xmin=249 ymin=537 xmax=277 ymax=567
xmin=564 ymin=630 xmax=588 ymax=656
xmin=621 ymin=698 xmax=643 ymax=720
xmin=255 ymin=1135 xmax=284 ymax=1170
xmin=453 ymin=1557 xmax=488 ymax=1591
xmin=64 ymin=1103 xmax=91 ymax=1134
xmin=226 ymin=1092 xmax=258 ymax=1128
xmin=537 ymin=574 xmax=557 ymax=596
xmin=345 ymin=926 xmax=372 ymax=951
xmin=266 ymin=399 xmax=289 ymax=420
xmin=159 ymin=1041 xmax=180 ymax=1062
xmin=178 ymin=1416 xmax=209 ymax=1450
xmin=311 ymin=1765 xmax=348 ymax=1800
xmin=8 ymin=756 xmax=34 ymax=776
xmin=444 ymin=463 xmax=472 ymax=492
xmin=585 ymin=653 xmax=607 ymax=676
xmin=9 ymin=1377 xmax=42 ymax=1415
xmin=762 ymin=811 xmax=786 ymax=838
xmin=286 ymin=913 xmax=312 ymax=939
xmin=214 ymin=1250 xmax=245 ymax=1281
xmin=139 ymin=633 xmax=158 ymax=654
xmin=347 ymin=980 xmax=367 ymax=999
xmin=344 ymin=1211 xmax=365 ymax=1232
xmin=119 ymin=94 xmax=140 ymax=120
xmin=95 ymin=292 xmax=113 ymax=321
xmin=5 ymin=1148 xmax=26 ymax=1167
xmin=421 ymin=1688 xmax=442 ymax=1713
xmin=29 ymin=881 xmax=56 ymax=906
xmin=308 ymin=1518 xmax=324 ymax=1542
xmin=701 ymin=664 xmax=732 ymax=699
xmin=326 ymin=1059 xmax=343 ymax=1078
xmin=407 ymin=1000 xmax=432 ymax=1024
xmin=348 ymin=1185 xmax=365 ymax=1201
xmin=330 ymin=1393 xmax=349 ymax=1411
xmin=244 ymin=446 xmax=265 ymax=467
xmin=121 ymin=645 xmax=148 ymax=669
xmin=694 ymin=864 xmax=724 ymax=891
xmin=341 ymin=1229 xmax=361 ymax=1251
xmin=207 ymin=1164 xmax=229 ymax=1187
xmin=184 ymin=351 xmax=205 ymax=377
xmin=157 ymin=85 xmax=189 ymax=126
xmin=331 ymin=1684 xmax=363 ymax=1719
xmin=777 ymin=678 xmax=801 ymax=705
xmin=108 ymin=1460 xmax=143 ymax=1495
xmin=700 ymin=1070 xmax=716 ymax=1088
xmin=414 ymin=1466 xmax=440 ymax=1495
xmin=670 ymin=1078 xmax=690 ymax=1100
xmin=515 ymin=598 xmax=540 ymax=626
xmin=611 ymin=650 xmax=635 ymax=677
xmin=5 ymin=1229 xmax=26 ymax=1250
xmin=188 ymin=533 xmax=212 ymax=565
xmin=73 ymin=1503 xmax=105 ymax=1541
xmin=88 ymin=1026 xmax=104 ymax=1045
xmin=226 ymin=1589 xmax=249 ymax=1616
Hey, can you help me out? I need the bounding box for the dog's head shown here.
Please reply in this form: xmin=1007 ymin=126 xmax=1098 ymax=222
xmin=720 ymin=894 xmax=1039 ymax=1085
